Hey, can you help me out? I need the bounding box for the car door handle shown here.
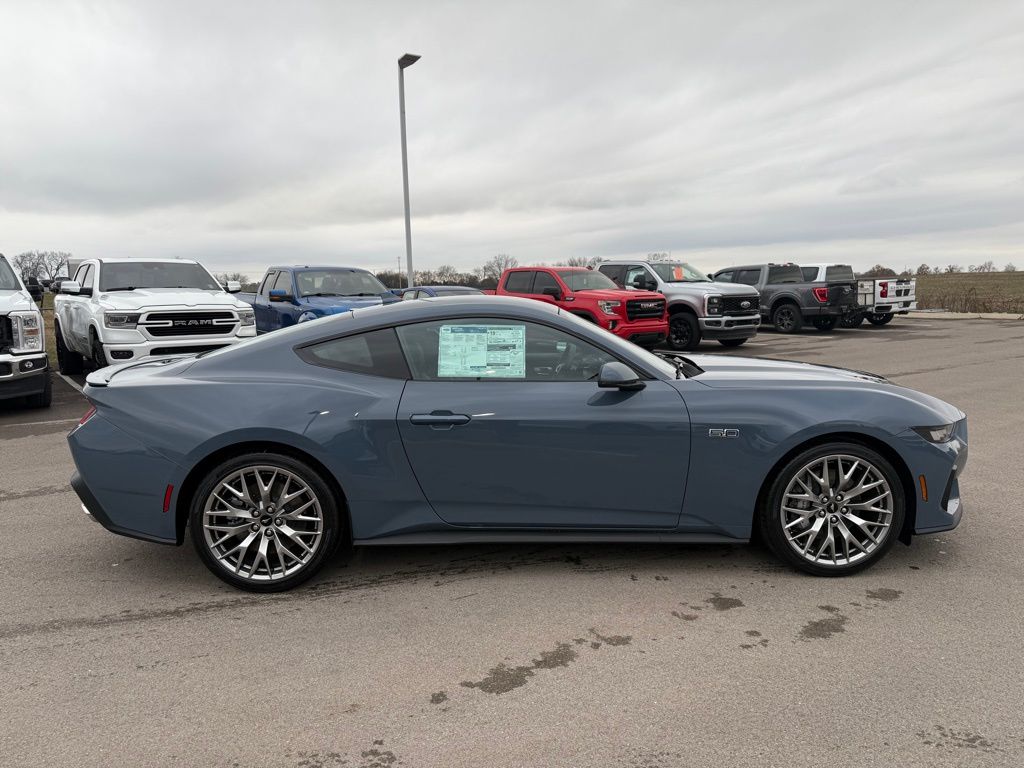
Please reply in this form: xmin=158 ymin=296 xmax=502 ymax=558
xmin=410 ymin=411 xmax=472 ymax=428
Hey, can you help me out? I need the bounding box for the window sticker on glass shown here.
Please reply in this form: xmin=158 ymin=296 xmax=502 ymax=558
xmin=437 ymin=324 xmax=526 ymax=378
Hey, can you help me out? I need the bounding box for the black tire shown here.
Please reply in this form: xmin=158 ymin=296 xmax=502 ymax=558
xmin=90 ymin=330 xmax=107 ymax=369
xmin=771 ymin=303 xmax=803 ymax=334
xmin=25 ymin=373 xmax=52 ymax=408
xmin=840 ymin=313 xmax=865 ymax=328
xmin=189 ymin=452 xmax=344 ymax=592
xmin=758 ymin=442 xmax=905 ymax=576
xmin=867 ymin=313 xmax=893 ymax=326
xmin=55 ymin=321 xmax=84 ymax=375
xmin=667 ymin=312 xmax=700 ymax=351
xmin=812 ymin=316 xmax=837 ymax=332
xmin=718 ymin=338 xmax=747 ymax=348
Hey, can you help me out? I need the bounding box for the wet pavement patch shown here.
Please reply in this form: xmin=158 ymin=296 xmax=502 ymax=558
xmin=866 ymin=587 xmax=903 ymax=602
xmin=917 ymin=725 xmax=1004 ymax=754
xmin=705 ymin=592 xmax=744 ymax=611
xmin=460 ymin=642 xmax=578 ymax=694
xmin=798 ymin=605 xmax=848 ymax=640
xmin=429 ymin=691 xmax=447 ymax=705
xmin=589 ymin=628 xmax=632 ymax=646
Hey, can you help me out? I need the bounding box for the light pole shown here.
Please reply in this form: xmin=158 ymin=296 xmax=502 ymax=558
xmin=398 ymin=53 xmax=420 ymax=289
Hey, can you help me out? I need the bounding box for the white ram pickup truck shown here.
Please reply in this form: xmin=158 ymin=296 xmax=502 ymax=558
xmin=53 ymin=258 xmax=256 ymax=372
xmin=0 ymin=253 xmax=50 ymax=407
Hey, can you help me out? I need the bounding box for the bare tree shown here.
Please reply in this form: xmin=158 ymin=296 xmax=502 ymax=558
xmin=861 ymin=264 xmax=898 ymax=277
xmin=944 ymin=264 xmax=962 ymax=273
xmin=433 ymin=264 xmax=460 ymax=284
xmin=976 ymin=260 xmax=996 ymax=273
xmin=14 ymin=251 xmax=71 ymax=281
xmin=1005 ymin=263 xmax=1017 ymax=272
xmin=915 ymin=264 xmax=931 ymax=275
xmin=214 ymin=271 xmax=249 ymax=285
xmin=476 ymin=254 xmax=518 ymax=287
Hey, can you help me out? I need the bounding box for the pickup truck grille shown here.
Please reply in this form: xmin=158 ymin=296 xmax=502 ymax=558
xmin=0 ymin=316 xmax=11 ymax=354
xmin=141 ymin=311 xmax=237 ymax=337
xmin=625 ymin=298 xmax=666 ymax=320
xmin=719 ymin=296 xmax=759 ymax=315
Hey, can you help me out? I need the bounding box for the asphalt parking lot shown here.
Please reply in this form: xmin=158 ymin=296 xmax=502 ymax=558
xmin=2 ymin=316 xmax=1023 ymax=768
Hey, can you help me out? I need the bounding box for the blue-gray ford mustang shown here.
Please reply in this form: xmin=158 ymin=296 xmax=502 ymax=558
xmin=68 ymin=296 xmax=967 ymax=591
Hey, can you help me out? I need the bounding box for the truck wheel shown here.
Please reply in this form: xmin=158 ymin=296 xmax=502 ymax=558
xmin=25 ymin=373 xmax=52 ymax=408
xmin=771 ymin=303 xmax=803 ymax=333
xmin=812 ymin=316 xmax=837 ymax=331
xmin=667 ymin=312 xmax=700 ymax=351
xmin=91 ymin=331 xmax=108 ymax=369
xmin=867 ymin=314 xmax=893 ymax=326
xmin=840 ymin=313 xmax=865 ymax=328
xmin=54 ymin=321 xmax=84 ymax=375
xmin=189 ymin=452 xmax=343 ymax=592
xmin=718 ymin=338 xmax=746 ymax=348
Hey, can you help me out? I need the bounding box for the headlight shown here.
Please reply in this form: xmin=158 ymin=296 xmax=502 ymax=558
xmin=597 ymin=300 xmax=621 ymax=315
xmin=104 ymin=312 xmax=141 ymax=329
xmin=297 ymin=311 xmax=320 ymax=323
xmin=238 ymin=309 xmax=255 ymax=327
xmin=9 ymin=310 xmax=44 ymax=353
xmin=913 ymin=424 xmax=955 ymax=443
xmin=705 ymin=295 xmax=723 ymax=315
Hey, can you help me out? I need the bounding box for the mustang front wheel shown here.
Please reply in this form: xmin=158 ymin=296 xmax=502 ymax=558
xmin=190 ymin=453 xmax=342 ymax=592
xmin=760 ymin=443 xmax=904 ymax=575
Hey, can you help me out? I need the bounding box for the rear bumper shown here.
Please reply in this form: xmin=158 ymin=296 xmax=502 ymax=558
xmin=700 ymin=314 xmax=760 ymax=340
xmin=0 ymin=356 xmax=49 ymax=400
xmin=870 ymin=302 xmax=917 ymax=315
xmin=802 ymin=305 xmax=857 ymax=318
xmin=71 ymin=471 xmax=176 ymax=545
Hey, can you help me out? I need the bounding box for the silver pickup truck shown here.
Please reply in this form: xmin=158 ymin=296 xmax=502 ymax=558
xmin=597 ymin=258 xmax=761 ymax=350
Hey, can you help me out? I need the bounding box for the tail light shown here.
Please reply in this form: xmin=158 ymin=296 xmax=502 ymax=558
xmin=879 ymin=282 xmax=889 ymax=298
xmin=812 ymin=287 xmax=829 ymax=303
xmin=78 ymin=405 xmax=97 ymax=426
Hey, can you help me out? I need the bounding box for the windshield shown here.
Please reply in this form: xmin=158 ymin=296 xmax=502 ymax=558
xmin=556 ymin=270 xmax=618 ymax=291
xmin=99 ymin=262 xmax=221 ymax=291
xmin=651 ymin=262 xmax=710 ymax=283
xmin=296 ymin=269 xmax=388 ymax=297
xmin=0 ymin=258 xmax=21 ymax=291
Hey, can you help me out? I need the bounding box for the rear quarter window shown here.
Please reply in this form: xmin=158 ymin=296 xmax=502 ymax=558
xmin=297 ymin=328 xmax=410 ymax=379
xmin=800 ymin=267 xmax=819 ymax=281
xmin=767 ymin=266 xmax=803 ymax=284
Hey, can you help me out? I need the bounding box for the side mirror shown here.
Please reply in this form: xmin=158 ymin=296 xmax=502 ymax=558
xmin=269 ymin=288 xmax=292 ymax=302
xmin=225 ymin=280 xmax=241 ymax=293
xmin=597 ymin=361 xmax=645 ymax=391
xmin=60 ymin=280 xmax=81 ymax=295
xmin=541 ymin=286 xmax=562 ymax=300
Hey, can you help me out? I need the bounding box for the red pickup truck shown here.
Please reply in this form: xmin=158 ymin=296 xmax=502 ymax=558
xmin=496 ymin=266 xmax=668 ymax=348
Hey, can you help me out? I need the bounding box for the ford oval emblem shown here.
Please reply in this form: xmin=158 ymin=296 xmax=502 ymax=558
xmin=740 ymin=300 xmax=751 ymax=309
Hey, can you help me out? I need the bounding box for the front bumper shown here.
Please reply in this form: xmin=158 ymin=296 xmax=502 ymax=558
xmin=0 ymin=354 xmax=49 ymax=400
xmin=700 ymin=314 xmax=760 ymax=340
xmin=608 ymin=318 xmax=668 ymax=346
xmin=907 ymin=420 xmax=968 ymax=536
xmin=96 ymin=331 xmax=254 ymax=364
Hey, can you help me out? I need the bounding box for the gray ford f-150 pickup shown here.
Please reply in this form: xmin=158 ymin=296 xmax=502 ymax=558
xmin=712 ymin=263 xmax=857 ymax=333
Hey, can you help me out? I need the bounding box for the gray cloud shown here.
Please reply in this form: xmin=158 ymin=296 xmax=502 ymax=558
xmin=1 ymin=0 xmax=1022 ymax=276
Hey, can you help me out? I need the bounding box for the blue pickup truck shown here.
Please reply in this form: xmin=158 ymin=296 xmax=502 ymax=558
xmin=238 ymin=265 xmax=401 ymax=333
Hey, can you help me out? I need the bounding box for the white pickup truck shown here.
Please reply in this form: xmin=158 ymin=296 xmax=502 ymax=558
xmin=799 ymin=265 xmax=916 ymax=327
xmin=1 ymin=253 xmax=50 ymax=407
xmin=53 ymin=258 xmax=256 ymax=373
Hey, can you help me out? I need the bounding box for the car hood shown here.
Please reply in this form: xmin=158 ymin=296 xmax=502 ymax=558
xmin=687 ymin=354 xmax=964 ymax=421
xmin=662 ymin=281 xmax=759 ymax=298
xmin=0 ymin=289 xmax=36 ymax=313
xmin=95 ymin=289 xmax=250 ymax=312
xmin=300 ymin=295 xmax=385 ymax=314
xmin=574 ymin=289 xmax=664 ymax=301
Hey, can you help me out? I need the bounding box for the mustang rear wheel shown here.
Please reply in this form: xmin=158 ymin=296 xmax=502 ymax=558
xmin=190 ymin=453 xmax=342 ymax=592
xmin=759 ymin=443 xmax=904 ymax=576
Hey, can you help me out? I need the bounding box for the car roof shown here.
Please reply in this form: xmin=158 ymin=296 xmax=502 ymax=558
xmin=414 ymin=285 xmax=482 ymax=291
xmin=89 ymin=257 xmax=201 ymax=265
xmin=270 ymin=265 xmax=371 ymax=271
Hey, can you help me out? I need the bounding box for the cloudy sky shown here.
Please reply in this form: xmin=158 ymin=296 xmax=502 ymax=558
xmin=1 ymin=0 xmax=1022 ymax=278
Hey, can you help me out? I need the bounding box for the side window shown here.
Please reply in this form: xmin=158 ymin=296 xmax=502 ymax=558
xmin=503 ymin=271 xmax=534 ymax=293
xmin=401 ymin=290 xmax=418 ymax=301
xmin=73 ymin=264 xmax=89 ymax=284
xmin=735 ymin=269 xmax=761 ymax=286
xmin=624 ymin=266 xmax=649 ymax=289
xmin=297 ymin=328 xmax=409 ymax=379
xmin=800 ymin=267 xmax=818 ymax=282
xmin=599 ymin=265 xmax=625 ymax=286
xmin=715 ymin=271 xmax=733 ymax=282
xmin=259 ymin=271 xmax=277 ymax=296
xmin=273 ymin=271 xmax=293 ymax=294
xmin=396 ymin=318 xmax=618 ymax=382
xmin=532 ymin=271 xmax=560 ymax=294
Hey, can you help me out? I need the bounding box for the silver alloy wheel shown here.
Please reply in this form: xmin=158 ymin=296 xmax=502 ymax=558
xmin=202 ymin=465 xmax=324 ymax=581
xmin=780 ymin=454 xmax=894 ymax=567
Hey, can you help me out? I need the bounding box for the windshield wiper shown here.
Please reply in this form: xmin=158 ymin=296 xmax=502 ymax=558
xmin=655 ymin=351 xmax=703 ymax=379
xmin=103 ymin=286 xmax=137 ymax=291
xmin=304 ymin=292 xmax=341 ymax=297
